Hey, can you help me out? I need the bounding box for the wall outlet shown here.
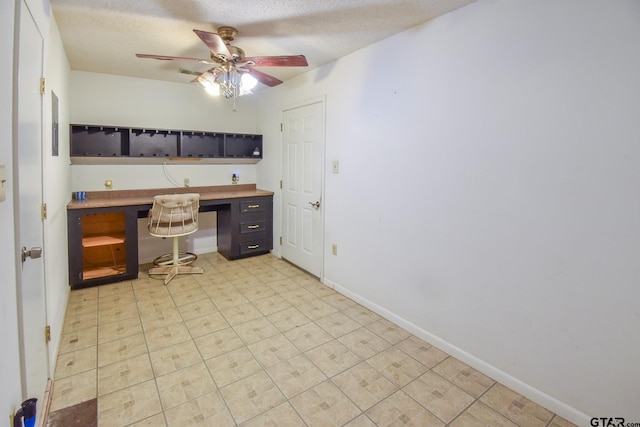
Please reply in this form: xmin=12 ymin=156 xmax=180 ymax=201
xmin=184 ymin=178 xmax=190 ymax=187
xmin=0 ymin=164 xmax=6 ymax=202
xmin=331 ymin=244 xmax=338 ymax=256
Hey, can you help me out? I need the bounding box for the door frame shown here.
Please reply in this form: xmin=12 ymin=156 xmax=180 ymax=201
xmin=280 ymin=96 xmax=327 ymax=281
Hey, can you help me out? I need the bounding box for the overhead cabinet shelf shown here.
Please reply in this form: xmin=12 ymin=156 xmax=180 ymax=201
xmin=70 ymin=125 xmax=262 ymax=164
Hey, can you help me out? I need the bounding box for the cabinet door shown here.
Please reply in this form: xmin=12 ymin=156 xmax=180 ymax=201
xmin=68 ymin=208 xmax=138 ymax=288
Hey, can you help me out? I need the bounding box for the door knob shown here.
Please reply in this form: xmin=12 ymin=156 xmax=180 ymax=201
xmin=21 ymin=246 xmax=42 ymax=262
xmin=308 ymin=201 xmax=320 ymax=210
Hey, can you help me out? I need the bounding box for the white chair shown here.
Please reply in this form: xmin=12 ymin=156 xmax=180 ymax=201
xmin=147 ymin=193 xmax=203 ymax=285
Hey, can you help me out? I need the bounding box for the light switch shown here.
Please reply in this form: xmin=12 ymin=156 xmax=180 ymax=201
xmin=0 ymin=164 xmax=6 ymax=202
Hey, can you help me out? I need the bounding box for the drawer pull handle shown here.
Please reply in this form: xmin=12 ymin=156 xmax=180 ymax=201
xmin=247 ymin=244 xmax=260 ymax=249
xmin=247 ymin=204 xmax=260 ymax=209
xmin=247 ymin=225 xmax=260 ymax=229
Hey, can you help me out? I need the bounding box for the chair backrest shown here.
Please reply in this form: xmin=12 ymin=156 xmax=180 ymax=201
xmin=148 ymin=193 xmax=200 ymax=237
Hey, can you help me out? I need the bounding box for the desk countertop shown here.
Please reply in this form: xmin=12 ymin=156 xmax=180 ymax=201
xmin=67 ymin=184 xmax=274 ymax=210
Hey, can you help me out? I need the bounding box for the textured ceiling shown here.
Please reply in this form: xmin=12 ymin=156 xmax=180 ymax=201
xmin=51 ymin=0 xmax=475 ymax=87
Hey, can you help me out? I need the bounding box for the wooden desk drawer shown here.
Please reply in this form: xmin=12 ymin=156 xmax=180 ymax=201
xmin=240 ymin=200 xmax=267 ymax=213
xmin=239 ymin=239 xmax=268 ymax=255
xmin=240 ymin=219 xmax=267 ymax=234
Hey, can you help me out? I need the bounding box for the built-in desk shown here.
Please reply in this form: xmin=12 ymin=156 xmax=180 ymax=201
xmin=67 ymin=184 xmax=273 ymax=289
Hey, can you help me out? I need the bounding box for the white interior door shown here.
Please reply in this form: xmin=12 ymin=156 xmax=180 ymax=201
xmin=16 ymin=0 xmax=49 ymax=403
xmin=281 ymin=100 xmax=325 ymax=277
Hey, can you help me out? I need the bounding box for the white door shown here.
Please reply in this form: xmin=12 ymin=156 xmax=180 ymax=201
xmin=281 ymin=100 xmax=325 ymax=277
xmin=16 ymin=0 xmax=49 ymax=403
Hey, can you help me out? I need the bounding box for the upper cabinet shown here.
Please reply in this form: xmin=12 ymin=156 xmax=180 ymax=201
xmin=70 ymin=124 xmax=263 ymax=164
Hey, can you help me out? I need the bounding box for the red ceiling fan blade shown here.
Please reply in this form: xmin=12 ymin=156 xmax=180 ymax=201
xmin=193 ymin=29 xmax=232 ymax=61
xmin=240 ymin=55 xmax=308 ymax=67
xmin=245 ymin=68 xmax=283 ymax=87
xmin=135 ymin=53 xmax=215 ymax=65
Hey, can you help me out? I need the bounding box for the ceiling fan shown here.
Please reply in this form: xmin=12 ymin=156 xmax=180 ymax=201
xmin=136 ymin=27 xmax=308 ymax=101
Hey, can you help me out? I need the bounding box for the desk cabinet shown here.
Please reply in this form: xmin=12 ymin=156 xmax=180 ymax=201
xmin=218 ymin=197 xmax=273 ymax=259
xmin=67 ymin=207 xmax=139 ymax=288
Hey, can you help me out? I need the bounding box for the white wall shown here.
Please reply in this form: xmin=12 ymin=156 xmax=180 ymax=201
xmin=1 ymin=0 xmax=25 ymax=416
xmin=257 ymin=0 xmax=640 ymax=423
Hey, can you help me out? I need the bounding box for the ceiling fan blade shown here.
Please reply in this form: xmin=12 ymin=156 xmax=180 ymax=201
xmin=136 ymin=53 xmax=215 ymax=65
xmin=245 ymin=68 xmax=283 ymax=87
xmin=240 ymin=55 xmax=308 ymax=67
xmin=193 ymin=29 xmax=232 ymax=61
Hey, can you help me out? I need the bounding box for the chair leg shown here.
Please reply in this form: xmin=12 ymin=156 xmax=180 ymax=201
xmin=148 ymin=237 xmax=203 ymax=285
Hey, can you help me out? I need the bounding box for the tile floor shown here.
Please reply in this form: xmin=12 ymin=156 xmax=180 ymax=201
xmin=48 ymin=252 xmax=576 ymax=426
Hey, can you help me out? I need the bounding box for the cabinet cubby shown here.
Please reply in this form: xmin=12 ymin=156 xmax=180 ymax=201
xmin=70 ymin=124 xmax=262 ymax=164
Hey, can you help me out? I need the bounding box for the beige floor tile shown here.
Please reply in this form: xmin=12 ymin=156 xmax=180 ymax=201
xmin=266 ymin=278 xmax=300 ymax=294
xmin=305 ymin=340 xmax=361 ymax=377
xmin=220 ymin=371 xmax=286 ymax=424
xmin=185 ymin=311 xmax=229 ymax=338
xmin=155 ymin=362 xmax=216 ymax=410
xmin=133 ymin=283 xmax=172 ymax=302
xmin=549 ymin=415 xmax=579 ymax=427
xmin=230 ymin=275 xmax=264 ymax=290
xmin=58 ymin=326 xmax=97 ymax=354
xmin=66 ymin=297 xmax=98 ymax=317
xmin=97 ymin=353 xmax=154 ymax=396
xmin=165 ymin=278 xmax=201 ymax=294
xmin=432 ymin=356 xmax=495 ymax=398
xmin=68 ymin=286 xmax=99 ymax=304
xmin=219 ymin=302 xmax=264 ymax=325
xmin=128 ymin=413 xmax=167 ymax=426
xmin=366 ymin=347 xmax=427 ymax=387
xmin=322 ymin=293 xmax=357 ymax=310
xmin=290 ymin=380 xmax=361 ymax=427
xmin=169 ymin=287 xmax=208 ymax=307
xmin=97 ymin=290 xmax=135 ymax=311
xmin=240 ymin=283 xmax=276 ymax=301
xmin=98 ymin=302 xmax=139 ymax=325
xmin=343 ymin=414 xmax=378 ymax=427
xmin=266 ymin=354 xmax=327 ymax=398
xmin=281 ymin=288 xmax=317 ymax=306
xmin=97 ymin=332 xmax=147 ymax=367
xmin=194 ymin=327 xmax=244 ymax=359
xmin=449 ymin=401 xmax=517 ymax=427
xmin=176 ymin=298 xmax=217 ymax=322
xmin=480 ymin=383 xmax=554 ymax=426
xmin=98 ymin=316 xmax=143 ymax=344
xmin=337 ymin=327 xmax=391 ymax=359
xmin=62 ymin=311 xmax=98 ymax=334
xmin=232 ymin=316 xmax=280 ymax=344
xmin=395 ymin=335 xmax=449 ymax=368
xmin=297 ymin=299 xmax=338 ymax=320
xmin=341 ymin=305 xmax=382 ymax=326
xmin=332 ymin=362 xmax=398 ymax=411
xmin=98 ymin=281 xmax=133 ymax=298
xmin=144 ymin=321 xmax=191 ymax=352
xmin=97 ymin=379 xmax=162 ymax=426
xmin=403 ymin=370 xmax=475 ymax=423
xmin=150 ymin=339 xmax=203 ymax=377
xmin=139 ymin=305 xmax=183 ymax=331
xmin=366 ymin=390 xmax=444 ymax=427
xmin=367 ymin=318 xmax=412 ymax=344
xmin=255 ymin=269 xmax=288 ymax=284
xmin=240 ymin=402 xmax=305 ymax=427
xmin=316 ymin=311 xmax=363 ymax=338
xmin=50 ymin=369 xmax=97 ymax=412
xmin=266 ymin=306 xmax=310 ymax=332
xmin=206 ymin=347 xmax=263 ymax=387
xmin=303 ymin=282 xmax=336 ymax=298
xmin=54 ymin=346 xmax=97 ymax=379
xmin=249 ymin=333 xmax=301 ymax=368
xmin=221 ymin=267 xmax=253 ymax=282
xmin=211 ymin=290 xmax=250 ymax=311
xmin=284 ymin=321 xmax=333 ymax=352
xmin=164 ymin=390 xmax=234 ymax=427
xmin=253 ymin=294 xmax=293 ymax=316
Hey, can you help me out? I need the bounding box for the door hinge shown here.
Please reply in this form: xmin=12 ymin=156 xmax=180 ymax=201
xmin=280 ymin=236 xmax=282 ymax=245
xmin=41 ymin=203 xmax=47 ymax=220
xmin=280 ymin=123 xmax=283 ymax=132
xmin=40 ymin=78 xmax=46 ymax=94
xmin=45 ymin=325 xmax=51 ymax=343
xmin=279 ymin=180 xmax=282 ymax=189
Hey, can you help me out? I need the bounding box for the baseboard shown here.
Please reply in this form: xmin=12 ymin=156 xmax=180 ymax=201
xmin=323 ymin=277 xmax=590 ymax=426
xmin=37 ymin=378 xmax=53 ymax=427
